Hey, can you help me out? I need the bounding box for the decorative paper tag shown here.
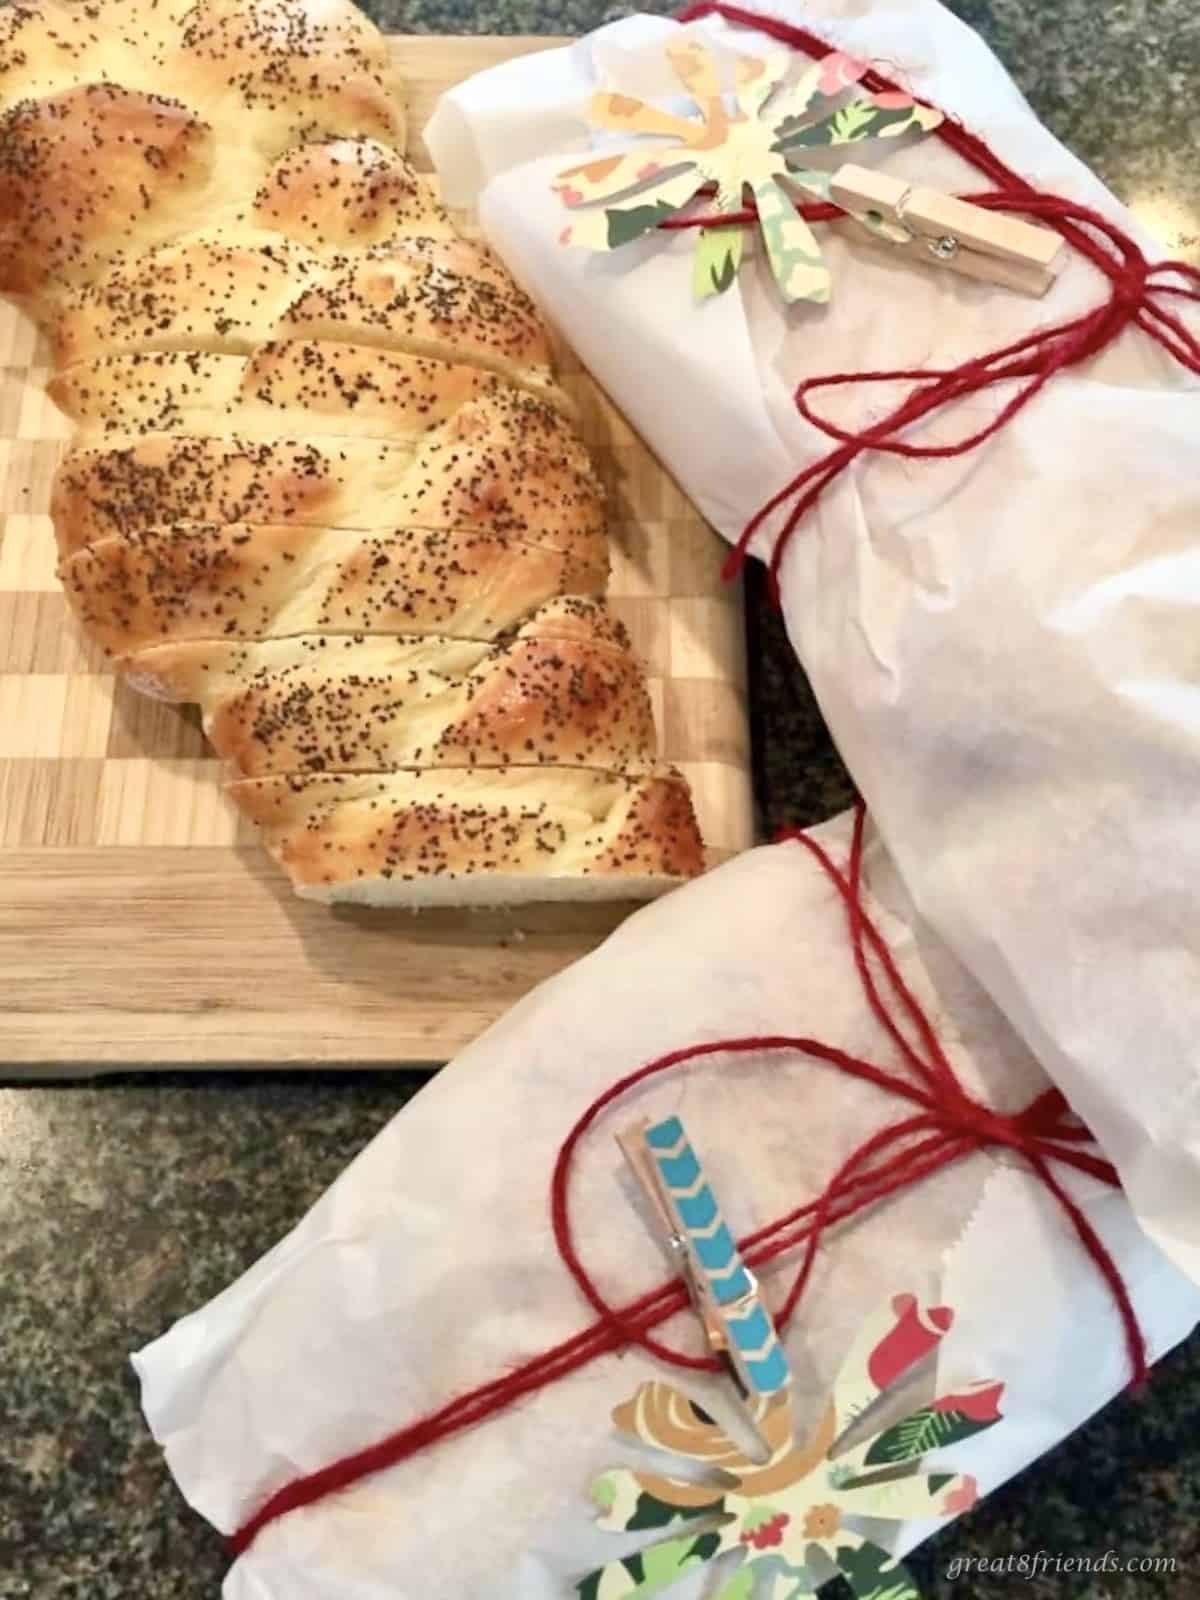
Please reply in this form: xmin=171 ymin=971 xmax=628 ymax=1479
xmin=579 ymin=1292 xmax=1003 ymax=1599
xmin=552 ymin=39 xmax=942 ymax=304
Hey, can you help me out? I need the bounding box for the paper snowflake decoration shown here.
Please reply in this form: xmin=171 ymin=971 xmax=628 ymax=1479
xmin=579 ymin=1293 xmax=1003 ymax=1600
xmin=552 ymin=39 xmax=942 ymax=304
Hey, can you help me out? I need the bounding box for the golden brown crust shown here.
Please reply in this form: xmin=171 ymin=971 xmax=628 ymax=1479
xmin=174 ymin=0 xmax=404 ymax=151
xmin=49 ymin=237 xmax=316 ymax=367
xmin=0 ymin=0 xmax=169 ymax=112
xmin=228 ymin=764 xmax=704 ymax=900
xmin=51 ymin=401 xmax=605 ymax=555
xmin=124 ymin=600 xmax=656 ymax=777
xmin=0 ymin=0 xmax=407 ymax=309
xmin=49 ymin=233 xmax=563 ymax=401
xmin=0 ymin=0 xmax=404 ymax=178
xmin=251 ymin=139 xmax=452 ymax=249
xmin=3 ymin=0 xmax=704 ymax=904
xmin=58 ymin=522 xmax=609 ymax=656
xmin=0 ymin=84 xmax=214 ymax=298
xmin=591 ymin=775 xmax=705 ymax=879
xmin=281 ymin=239 xmax=555 ymax=384
xmin=428 ymin=631 xmax=653 ymax=771
xmin=49 ymin=342 xmax=572 ymax=443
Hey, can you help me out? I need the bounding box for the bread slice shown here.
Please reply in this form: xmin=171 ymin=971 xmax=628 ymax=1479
xmin=59 ymin=522 xmax=609 ymax=656
xmin=49 ymin=343 xmax=573 ymax=444
xmin=49 ymin=234 xmax=563 ymax=403
xmin=121 ymin=599 xmax=656 ymax=777
xmin=52 ymin=411 xmax=604 ymax=555
xmin=229 ymin=764 xmax=704 ymax=905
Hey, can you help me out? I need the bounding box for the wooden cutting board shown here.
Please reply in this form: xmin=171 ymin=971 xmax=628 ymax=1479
xmin=0 ymin=35 xmax=753 ymax=1071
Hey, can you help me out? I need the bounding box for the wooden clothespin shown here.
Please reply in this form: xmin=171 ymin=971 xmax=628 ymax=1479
xmin=830 ymin=162 xmax=1066 ymax=297
xmin=618 ymin=1115 xmax=791 ymax=1401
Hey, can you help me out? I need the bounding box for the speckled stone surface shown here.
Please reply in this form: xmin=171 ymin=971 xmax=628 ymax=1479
xmin=2 ymin=2 xmax=1199 ymax=1597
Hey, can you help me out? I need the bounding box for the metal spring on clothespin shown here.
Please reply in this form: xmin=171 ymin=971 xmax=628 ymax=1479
xmin=830 ymin=162 xmax=1067 ymax=296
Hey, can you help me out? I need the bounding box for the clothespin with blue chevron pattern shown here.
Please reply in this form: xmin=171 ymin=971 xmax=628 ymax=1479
xmin=618 ymin=1114 xmax=791 ymax=1403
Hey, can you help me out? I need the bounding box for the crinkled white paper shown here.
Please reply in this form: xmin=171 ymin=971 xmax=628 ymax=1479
xmin=135 ymin=820 xmax=1200 ymax=1599
xmin=426 ymin=0 xmax=1200 ymax=1284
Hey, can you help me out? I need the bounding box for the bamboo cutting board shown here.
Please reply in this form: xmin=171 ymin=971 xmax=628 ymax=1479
xmin=0 ymin=35 xmax=753 ymax=1071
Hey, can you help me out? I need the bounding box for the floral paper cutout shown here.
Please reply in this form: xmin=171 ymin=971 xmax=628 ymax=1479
xmin=578 ymin=1293 xmax=1003 ymax=1600
xmin=553 ymin=40 xmax=943 ymax=304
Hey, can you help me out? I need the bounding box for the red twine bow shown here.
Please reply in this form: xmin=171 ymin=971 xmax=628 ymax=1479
xmin=672 ymin=3 xmax=1200 ymax=602
xmin=229 ymin=803 xmax=1144 ymax=1557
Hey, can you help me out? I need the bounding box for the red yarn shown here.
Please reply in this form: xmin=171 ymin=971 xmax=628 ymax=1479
xmin=656 ymin=181 xmax=842 ymax=231
xmin=229 ymin=802 xmax=1144 ymax=1557
xmin=672 ymin=3 xmax=1200 ymax=601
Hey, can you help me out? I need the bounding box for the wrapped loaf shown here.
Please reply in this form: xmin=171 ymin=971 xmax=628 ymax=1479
xmin=134 ymin=815 xmax=1200 ymax=1597
xmin=427 ymin=0 xmax=1200 ymax=1273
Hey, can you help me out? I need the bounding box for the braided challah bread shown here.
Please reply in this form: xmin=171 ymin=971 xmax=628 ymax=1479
xmin=0 ymin=0 xmax=703 ymax=904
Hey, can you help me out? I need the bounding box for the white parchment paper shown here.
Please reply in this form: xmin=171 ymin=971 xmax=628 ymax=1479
xmin=427 ymin=0 xmax=1200 ymax=1284
xmin=135 ymin=820 xmax=1200 ymax=1598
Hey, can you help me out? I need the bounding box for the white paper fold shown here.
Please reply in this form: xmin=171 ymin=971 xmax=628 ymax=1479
xmin=135 ymin=819 xmax=1200 ymax=1598
xmin=426 ymin=0 xmax=1200 ymax=1280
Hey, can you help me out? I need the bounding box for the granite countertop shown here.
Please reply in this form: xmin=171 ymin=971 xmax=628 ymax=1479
xmin=2 ymin=2 xmax=1199 ymax=1596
